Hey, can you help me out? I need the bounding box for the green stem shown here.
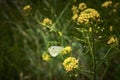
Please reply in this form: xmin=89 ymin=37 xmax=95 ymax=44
xmin=96 ymin=46 xmax=113 ymax=73
xmin=102 ymin=46 xmax=112 ymax=59
xmin=53 ymin=1 xmax=71 ymax=26
xmin=101 ymin=58 xmax=111 ymax=80
xmin=91 ymin=42 xmax=96 ymax=80
xmin=86 ymin=33 xmax=96 ymax=80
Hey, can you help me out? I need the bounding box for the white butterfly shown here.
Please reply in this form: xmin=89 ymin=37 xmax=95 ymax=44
xmin=48 ymin=46 xmax=64 ymax=57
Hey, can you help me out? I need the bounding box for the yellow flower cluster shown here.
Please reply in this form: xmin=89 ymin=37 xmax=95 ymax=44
xmin=23 ymin=5 xmax=31 ymax=12
xmin=61 ymin=46 xmax=72 ymax=54
xmin=71 ymin=2 xmax=100 ymax=25
xmin=78 ymin=3 xmax=87 ymax=10
xmin=77 ymin=8 xmax=100 ymax=24
xmin=71 ymin=5 xmax=79 ymax=14
xmin=63 ymin=57 xmax=78 ymax=72
xmin=71 ymin=3 xmax=87 ymax=20
xmin=107 ymin=36 xmax=118 ymax=45
xmin=42 ymin=18 xmax=52 ymax=25
xmin=101 ymin=1 xmax=112 ymax=8
xmin=42 ymin=53 xmax=51 ymax=61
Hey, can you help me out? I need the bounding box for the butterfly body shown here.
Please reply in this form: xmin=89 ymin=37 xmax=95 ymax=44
xmin=48 ymin=46 xmax=64 ymax=57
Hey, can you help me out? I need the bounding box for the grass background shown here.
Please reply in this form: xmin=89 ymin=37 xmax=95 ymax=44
xmin=0 ymin=0 xmax=120 ymax=80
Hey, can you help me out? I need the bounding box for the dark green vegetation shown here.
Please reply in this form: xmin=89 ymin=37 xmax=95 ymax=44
xmin=0 ymin=0 xmax=120 ymax=80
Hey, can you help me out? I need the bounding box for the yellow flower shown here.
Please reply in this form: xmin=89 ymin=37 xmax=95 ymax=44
xmin=71 ymin=5 xmax=79 ymax=14
xmin=107 ymin=37 xmax=116 ymax=44
xmin=101 ymin=1 xmax=112 ymax=8
xmin=109 ymin=26 xmax=113 ymax=31
xmin=78 ymin=3 xmax=87 ymax=10
xmin=74 ymin=74 xmax=78 ymax=77
xmin=23 ymin=5 xmax=31 ymax=12
xmin=89 ymin=27 xmax=92 ymax=32
xmin=63 ymin=57 xmax=78 ymax=72
xmin=72 ymin=13 xmax=78 ymax=20
xmin=43 ymin=18 xmax=52 ymax=25
xmin=42 ymin=53 xmax=51 ymax=61
xmin=61 ymin=46 xmax=72 ymax=54
xmin=64 ymin=46 xmax=72 ymax=53
xmin=107 ymin=36 xmax=119 ymax=45
xmin=58 ymin=31 xmax=62 ymax=36
xmin=77 ymin=8 xmax=100 ymax=24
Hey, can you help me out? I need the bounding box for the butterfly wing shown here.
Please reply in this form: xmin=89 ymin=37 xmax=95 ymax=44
xmin=48 ymin=46 xmax=64 ymax=57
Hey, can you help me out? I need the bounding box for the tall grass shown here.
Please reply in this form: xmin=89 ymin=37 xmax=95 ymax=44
xmin=0 ymin=0 xmax=120 ymax=80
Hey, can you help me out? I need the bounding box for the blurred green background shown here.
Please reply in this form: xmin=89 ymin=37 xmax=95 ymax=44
xmin=0 ymin=0 xmax=120 ymax=80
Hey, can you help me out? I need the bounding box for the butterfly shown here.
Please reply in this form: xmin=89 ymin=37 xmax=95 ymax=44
xmin=48 ymin=46 xmax=64 ymax=57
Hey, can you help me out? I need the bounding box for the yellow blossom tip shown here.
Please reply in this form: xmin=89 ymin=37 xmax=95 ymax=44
xmin=107 ymin=36 xmax=118 ymax=45
xmin=23 ymin=5 xmax=31 ymax=11
xmin=58 ymin=31 xmax=62 ymax=36
xmin=42 ymin=18 xmax=52 ymax=25
xmin=109 ymin=26 xmax=113 ymax=31
xmin=42 ymin=53 xmax=51 ymax=61
xmin=61 ymin=46 xmax=72 ymax=55
xmin=101 ymin=1 xmax=112 ymax=8
xmin=78 ymin=3 xmax=87 ymax=10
